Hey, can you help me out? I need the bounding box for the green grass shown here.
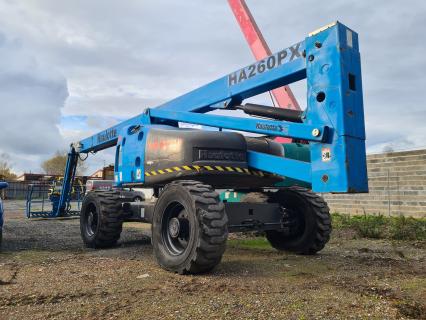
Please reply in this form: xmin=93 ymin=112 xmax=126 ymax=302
xmin=332 ymin=213 xmax=426 ymax=241
xmin=227 ymin=237 xmax=273 ymax=250
xmin=228 ymin=214 xmax=425 ymax=249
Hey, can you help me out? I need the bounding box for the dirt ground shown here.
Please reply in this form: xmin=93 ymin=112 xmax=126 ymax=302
xmin=1 ymin=201 xmax=425 ymax=320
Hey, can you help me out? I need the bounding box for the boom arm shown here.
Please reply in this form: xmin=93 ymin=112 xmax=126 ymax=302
xmin=77 ymin=39 xmax=306 ymax=153
xmin=57 ymin=22 xmax=367 ymax=217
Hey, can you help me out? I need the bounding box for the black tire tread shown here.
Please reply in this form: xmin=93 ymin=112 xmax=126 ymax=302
xmin=266 ymin=186 xmax=331 ymax=255
xmin=81 ymin=190 xmax=123 ymax=248
xmin=159 ymin=180 xmax=228 ymax=274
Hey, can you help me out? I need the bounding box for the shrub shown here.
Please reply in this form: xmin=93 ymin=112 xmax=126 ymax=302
xmin=331 ymin=213 xmax=426 ymax=241
xmin=389 ymin=215 xmax=426 ymax=240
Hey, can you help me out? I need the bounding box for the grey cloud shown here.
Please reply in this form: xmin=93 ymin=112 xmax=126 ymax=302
xmin=0 ymin=31 xmax=68 ymax=172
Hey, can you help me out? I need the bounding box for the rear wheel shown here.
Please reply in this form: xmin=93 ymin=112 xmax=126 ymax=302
xmin=80 ymin=191 xmax=123 ymax=248
xmin=266 ymin=186 xmax=331 ymax=254
xmin=152 ymin=180 xmax=228 ymax=274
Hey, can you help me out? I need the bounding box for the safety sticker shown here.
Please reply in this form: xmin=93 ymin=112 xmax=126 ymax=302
xmin=322 ymin=148 xmax=331 ymax=162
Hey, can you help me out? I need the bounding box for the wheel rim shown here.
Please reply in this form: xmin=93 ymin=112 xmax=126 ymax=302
xmin=161 ymin=201 xmax=191 ymax=256
xmin=85 ymin=206 xmax=98 ymax=237
xmin=280 ymin=207 xmax=305 ymax=239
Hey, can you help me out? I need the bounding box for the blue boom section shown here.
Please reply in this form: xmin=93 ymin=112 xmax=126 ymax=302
xmin=77 ymin=40 xmax=307 ymax=153
xmin=57 ymin=148 xmax=79 ymax=216
xmin=42 ymin=21 xmax=367 ymax=218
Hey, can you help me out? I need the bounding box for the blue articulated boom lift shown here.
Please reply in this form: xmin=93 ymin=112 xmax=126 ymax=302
xmin=27 ymin=22 xmax=368 ymax=274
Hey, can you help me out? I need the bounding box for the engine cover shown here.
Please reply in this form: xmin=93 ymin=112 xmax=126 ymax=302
xmin=115 ymin=125 xmax=283 ymax=188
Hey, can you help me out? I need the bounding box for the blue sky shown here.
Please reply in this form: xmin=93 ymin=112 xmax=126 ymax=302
xmin=60 ymin=115 xmax=87 ymax=131
xmin=0 ymin=0 xmax=425 ymax=175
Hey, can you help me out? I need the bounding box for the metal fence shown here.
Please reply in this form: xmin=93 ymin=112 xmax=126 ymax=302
xmin=2 ymin=181 xmax=41 ymax=200
xmin=1 ymin=181 xmax=86 ymax=200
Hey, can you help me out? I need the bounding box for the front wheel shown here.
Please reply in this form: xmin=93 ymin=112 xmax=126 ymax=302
xmin=152 ymin=180 xmax=228 ymax=274
xmin=266 ymin=186 xmax=331 ymax=255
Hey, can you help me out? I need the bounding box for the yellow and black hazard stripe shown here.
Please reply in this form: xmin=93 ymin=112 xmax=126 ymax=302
xmin=144 ymin=165 xmax=267 ymax=177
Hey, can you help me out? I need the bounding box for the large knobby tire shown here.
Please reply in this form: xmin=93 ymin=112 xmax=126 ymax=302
xmin=80 ymin=190 xmax=123 ymax=248
xmin=266 ymin=186 xmax=331 ymax=254
xmin=152 ymin=180 xmax=228 ymax=274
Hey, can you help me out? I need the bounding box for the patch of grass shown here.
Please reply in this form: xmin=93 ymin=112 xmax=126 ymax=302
xmin=349 ymin=214 xmax=386 ymax=238
xmin=389 ymin=215 xmax=426 ymax=240
xmin=227 ymin=237 xmax=273 ymax=250
xmin=10 ymin=250 xmax=54 ymax=263
xmin=400 ymin=278 xmax=426 ymax=292
xmin=284 ymin=262 xmax=331 ymax=277
xmin=332 ymin=213 xmax=426 ymax=241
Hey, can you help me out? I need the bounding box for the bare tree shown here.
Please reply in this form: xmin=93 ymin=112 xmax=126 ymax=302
xmin=41 ymin=150 xmax=87 ymax=176
xmin=0 ymin=153 xmax=17 ymax=180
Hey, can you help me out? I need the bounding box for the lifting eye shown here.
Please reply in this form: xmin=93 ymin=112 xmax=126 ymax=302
xmin=316 ymin=91 xmax=326 ymax=103
xmin=135 ymin=157 xmax=141 ymax=167
xmin=138 ymin=132 xmax=144 ymax=141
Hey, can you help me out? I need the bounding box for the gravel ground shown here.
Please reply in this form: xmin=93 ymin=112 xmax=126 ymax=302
xmin=0 ymin=200 xmax=425 ymax=319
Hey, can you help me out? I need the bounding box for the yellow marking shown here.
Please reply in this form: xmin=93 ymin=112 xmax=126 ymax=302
xmin=145 ymin=166 xmax=266 ymax=177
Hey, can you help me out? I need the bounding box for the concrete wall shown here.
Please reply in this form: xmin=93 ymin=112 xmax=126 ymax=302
xmin=323 ymin=149 xmax=426 ymax=218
